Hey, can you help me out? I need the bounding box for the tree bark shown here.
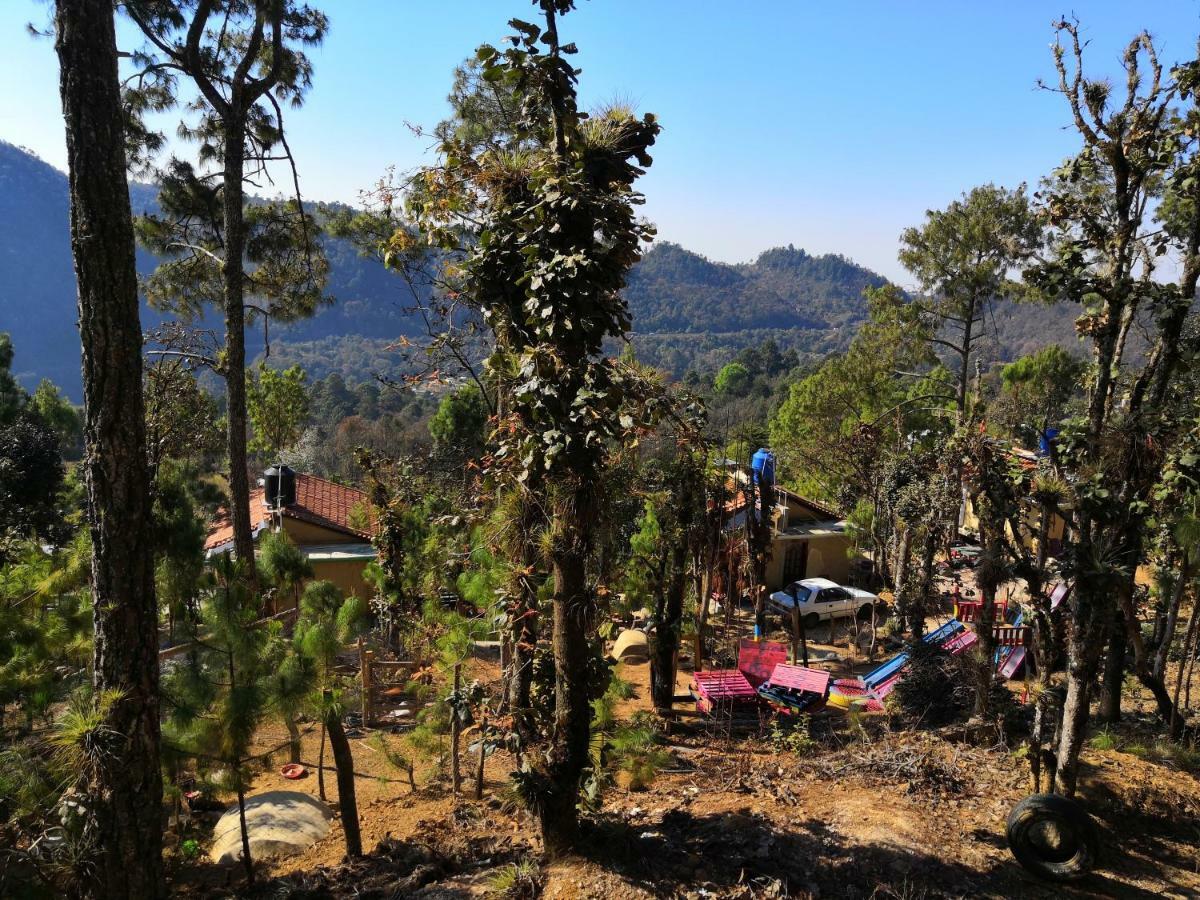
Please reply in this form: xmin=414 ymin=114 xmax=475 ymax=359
xmin=286 ymin=716 xmax=302 ymax=765
xmin=1154 ymin=557 xmax=1189 ymax=683
xmin=54 ymin=3 xmax=164 ymax=896
xmin=538 ymin=496 xmax=594 ymax=859
xmin=221 ymin=121 xmax=257 ymax=583
xmin=973 ymin=513 xmax=1001 ymax=719
xmin=504 ymin=498 xmax=538 ymax=740
xmin=1098 ymin=604 xmax=1126 ymax=724
xmin=317 ymin=721 xmax=327 ymax=801
xmin=324 ymin=698 xmax=362 ymax=858
xmin=1054 ymin=595 xmax=1106 ymax=796
xmin=651 ymin=544 xmax=687 ymax=710
xmin=1171 ymin=595 xmax=1200 ymax=739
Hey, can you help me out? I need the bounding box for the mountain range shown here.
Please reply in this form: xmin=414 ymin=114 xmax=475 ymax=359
xmin=0 ymin=141 xmax=1078 ymax=399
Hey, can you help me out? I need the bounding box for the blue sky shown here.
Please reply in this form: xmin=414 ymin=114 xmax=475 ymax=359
xmin=3 ymin=1 xmax=1199 ymax=283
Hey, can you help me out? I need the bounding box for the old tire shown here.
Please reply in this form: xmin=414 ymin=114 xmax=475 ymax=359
xmin=802 ymin=612 xmax=821 ymax=629
xmin=1006 ymin=793 xmax=1099 ymax=882
xmin=856 ymin=604 xmax=874 ymax=621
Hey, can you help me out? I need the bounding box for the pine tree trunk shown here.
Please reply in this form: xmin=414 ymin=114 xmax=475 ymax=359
xmin=54 ymin=3 xmax=163 ymax=896
xmin=317 ymin=721 xmax=327 ymax=801
xmin=324 ymin=700 xmax=362 ymax=858
xmin=221 ymin=117 xmax=257 ymax=583
xmin=235 ymin=779 xmax=254 ymax=885
xmin=286 ymin=716 xmax=302 ymax=765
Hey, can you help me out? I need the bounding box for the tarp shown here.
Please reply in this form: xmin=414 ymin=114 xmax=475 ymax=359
xmin=611 ymin=629 xmax=649 ymax=662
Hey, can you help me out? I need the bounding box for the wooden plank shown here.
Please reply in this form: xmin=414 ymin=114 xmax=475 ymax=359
xmin=737 ymin=639 xmax=787 ymax=688
xmin=767 ymin=663 xmax=830 ymax=695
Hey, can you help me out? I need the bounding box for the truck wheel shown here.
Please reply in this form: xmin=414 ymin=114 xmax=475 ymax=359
xmin=802 ymin=613 xmax=821 ymax=629
xmin=856 ymin=604 xmax=874 ymax=621
xmin=1006 ymin=793 xmax=1099 ymax=882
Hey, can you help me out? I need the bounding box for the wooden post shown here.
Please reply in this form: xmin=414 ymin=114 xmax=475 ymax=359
xmin=451 ymin=663 xmax=462 ymax=794
xmin=798 ymin=612 xmax=809 ymax=668
xmin=474 ymin=709 xmax=487 ymax=800
xmin=791 ymin=603 xmax=801 ymax=665
xmin=358 ymin=637 xmax=372 ymax=727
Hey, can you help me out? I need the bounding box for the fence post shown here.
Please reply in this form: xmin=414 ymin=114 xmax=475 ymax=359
xmin=451 ymin=663 xmax=462 ymax=794
xmin=358 ymin=636 xmax=371 ymax=726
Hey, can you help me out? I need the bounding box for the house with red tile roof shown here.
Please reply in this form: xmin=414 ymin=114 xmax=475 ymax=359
xmin=205 ymin=469 xmax=377 ymax=602
xmin=719 ymin=474 xmax=861 ymax=592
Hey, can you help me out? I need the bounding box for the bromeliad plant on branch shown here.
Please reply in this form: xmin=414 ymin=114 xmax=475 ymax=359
xmin=412 ymin=0 xmax=661 ymax=856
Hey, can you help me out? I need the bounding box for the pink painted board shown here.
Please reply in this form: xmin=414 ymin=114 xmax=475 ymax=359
xmin=738 ymin=639 xmax=788 ymax=688
xmin=768 ymin=664 xmax=830 ymax=695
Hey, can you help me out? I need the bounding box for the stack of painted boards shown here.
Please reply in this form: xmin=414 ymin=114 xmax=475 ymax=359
xmin=828 ymin=619 xmax=977 ymax=712
xmin=691 ymin=612 xmax=1033 ymax=721
xmin=757 ymin=663 xmax=831 ymax=714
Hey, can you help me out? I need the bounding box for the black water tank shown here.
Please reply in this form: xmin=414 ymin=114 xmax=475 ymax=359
xmin=263 ymin=464 xmax=296 ymax=509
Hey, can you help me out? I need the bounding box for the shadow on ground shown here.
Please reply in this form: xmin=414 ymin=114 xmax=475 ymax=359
xmin=568 ymin=807 xmax=1165 ymax=899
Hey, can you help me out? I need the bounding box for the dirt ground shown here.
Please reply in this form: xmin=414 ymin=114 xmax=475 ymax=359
xmin=165 ymin=622 xmax=1200 ymax=900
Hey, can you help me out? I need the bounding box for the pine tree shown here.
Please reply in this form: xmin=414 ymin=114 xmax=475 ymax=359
xmin=124 ymin=1 xmax=330 ymax=581
xmin=294 ymin=580 xmax=369 ymax=858
xmin=54 ymin=0 xmax=163 ymax=893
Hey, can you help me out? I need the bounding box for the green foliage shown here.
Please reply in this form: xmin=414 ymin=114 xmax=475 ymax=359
xmin=153 ymin=461 xmax=210 ymax=637
xmin=770 ymin=284 xmax=939 ymax=503
xmin=368 ymin=731 xmax=415 ymax=790
xmin=144 ymin=360 xmax=223 ymax=475
xmin=768 ymin=716 xmax=817 ymax=756
xmin=713 ymin=361 xmax=751 ymax=397
xmin=994 ymin=344 xmax=1086 ymax=445
xmin=0 ymin=332 xmax=25 ymax=426
xmin=29 ymin=380 xmax=82 ymax=456
xmin=429 ymin=384 xmax=489 ymax=457
xmin=247 ymin=364 xmax=311 ymax=459
xmin=0 ymin=542 xmax=92 ymax=731
xmin=160 ymin=559 xmax=271 ymax=798
xmin=0 ymin=410 xmax=70 ymax=556
xmin=622 ymin=501 xmax=664 ymax=616
xmin=608 ymin=715 xmax=671 ymax=791
xmin=258 ymin=529 xmax=313 ymax=610
xmin=295 ymin=580 xmax=368 ymax=676
xmin=487 ymin=859 xmax=543 ymax=899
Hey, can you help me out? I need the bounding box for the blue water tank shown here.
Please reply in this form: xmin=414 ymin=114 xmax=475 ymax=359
xmin=1037 ymin=428 xmax=1059 ymax=457
xmin=751 ymin=448 xmax=775 ymax=485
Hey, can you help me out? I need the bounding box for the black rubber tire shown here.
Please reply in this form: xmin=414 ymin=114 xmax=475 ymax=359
xmin=802 ymin=612 xmax=821 ymax=629
xmin=1006 ymin=793 xmax=1099 ymax=882
xmin=856 ymin=604 xmax=874 ymax=621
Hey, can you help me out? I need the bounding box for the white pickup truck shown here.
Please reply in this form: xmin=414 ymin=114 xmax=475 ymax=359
xmin=768 ymin=577 xmax=884 ymax=628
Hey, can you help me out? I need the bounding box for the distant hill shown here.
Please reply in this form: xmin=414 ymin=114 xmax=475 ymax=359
xmin=0 ymin=140 xmax=1081 ymax=397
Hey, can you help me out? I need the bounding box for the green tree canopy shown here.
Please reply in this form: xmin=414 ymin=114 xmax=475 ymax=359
xmin=713 ymin=361 xmax=751 ymax=397
xmin=247 ymin=364 xmax=311 ymax=460
xmin=429 ymin=384 xmax=489 ymax=457
xmin=30 ymin=379 xmax=83 ymax=455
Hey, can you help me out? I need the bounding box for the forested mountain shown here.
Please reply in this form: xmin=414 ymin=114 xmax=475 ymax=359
xmin=0 ymin=140 xmax=1080 ymax=396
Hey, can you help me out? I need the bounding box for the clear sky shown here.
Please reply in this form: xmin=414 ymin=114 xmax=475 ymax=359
xmin=2 ymin=1 xmax=1199 ymax=283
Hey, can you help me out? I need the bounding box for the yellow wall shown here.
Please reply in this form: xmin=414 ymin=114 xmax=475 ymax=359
xmin=763 ymin=535 xmax=854 ymax=590
xmin=282 ymin=518 xmax=363 ymax=545
xmin=311 ymin=559 xmax=372 ymax=600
